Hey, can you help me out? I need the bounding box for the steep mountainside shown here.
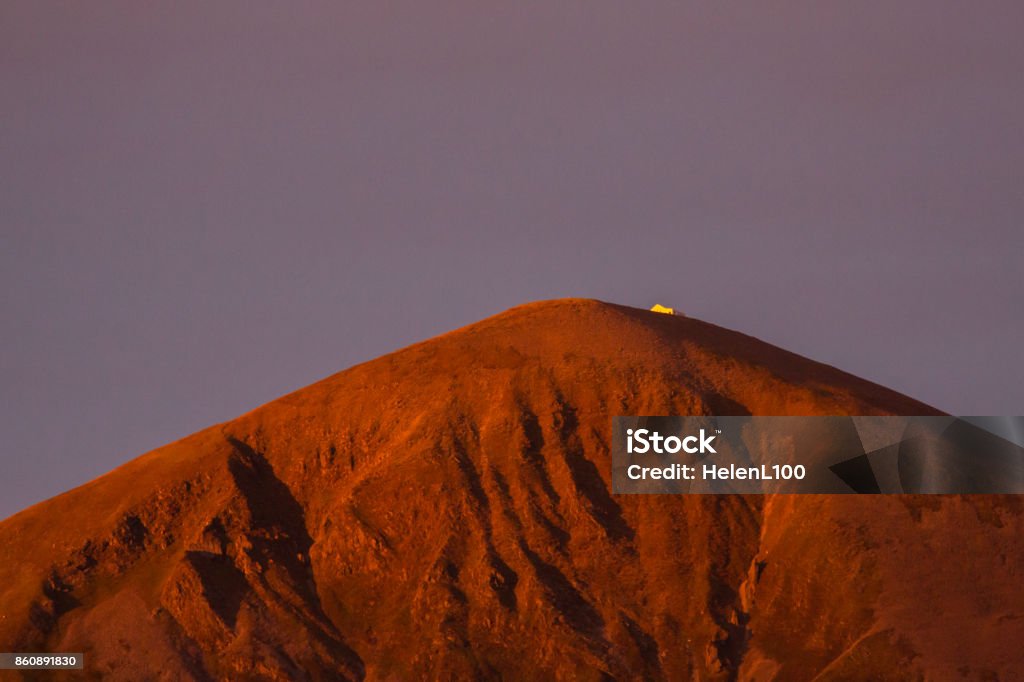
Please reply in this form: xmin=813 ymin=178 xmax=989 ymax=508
xmin=1 ymin=299 xmax=1021 ymax=680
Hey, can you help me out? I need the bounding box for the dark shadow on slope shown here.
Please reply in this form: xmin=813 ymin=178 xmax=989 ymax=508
xmin=225 ymin=435 xmax=366 ymax=679
xmin=620 ymin=612 xmax=664 ymax=679
xmin=704 ymin=392 xmax=752 ymax=417
xmin=42 ymin=572 xmax=81 ymax=619
xmin=553 ymin=398 xmax=635 ymax=543
xmin=450 ymin=435 xmax=492 ymax=527
xmin=487 ymin=550 xmax=519 ymax=611
xmin=519 ymin=541 xmax=606 ymax=644
xmin=488 ymin=466 xmax=525 ymax=532
xmin=183 ymin=551 xmax=249 ymax=630
xmin=518 ymin=405 xmax=563 ymax=509
xmin=529 ymin=501 xmax=571 ymax=553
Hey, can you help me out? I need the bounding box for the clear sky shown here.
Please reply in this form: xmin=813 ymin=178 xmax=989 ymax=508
xmin=3 ymin=2 xmax=1022 ymax=519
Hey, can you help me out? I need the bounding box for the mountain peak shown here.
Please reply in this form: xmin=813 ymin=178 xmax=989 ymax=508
xmin=4 ymin=301 xmax=1011 ymax=681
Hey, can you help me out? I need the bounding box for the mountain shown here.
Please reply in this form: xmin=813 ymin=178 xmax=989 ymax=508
xmin=1 ymin=299 xmax=1021 ymax=680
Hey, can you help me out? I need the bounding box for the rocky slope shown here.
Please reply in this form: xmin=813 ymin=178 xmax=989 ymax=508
xmin=1 ymin=299 xmax=1021 ymax=680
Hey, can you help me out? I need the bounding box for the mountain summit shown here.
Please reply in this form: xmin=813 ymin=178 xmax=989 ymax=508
xmin=1 ymin=300 xmax=1020 ymax=680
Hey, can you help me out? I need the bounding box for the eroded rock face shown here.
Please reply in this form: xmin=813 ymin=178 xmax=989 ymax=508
xmin=1 ymin=300 xmax=1021 ymax=680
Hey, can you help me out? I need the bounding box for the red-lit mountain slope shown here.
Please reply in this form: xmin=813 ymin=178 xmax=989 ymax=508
xmin=1 ymin=300 xmax=1020 ymax=680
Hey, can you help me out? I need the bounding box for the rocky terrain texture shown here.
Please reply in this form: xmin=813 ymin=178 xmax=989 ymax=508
xmin=1 ymin=299 xmax=1022 ymax=680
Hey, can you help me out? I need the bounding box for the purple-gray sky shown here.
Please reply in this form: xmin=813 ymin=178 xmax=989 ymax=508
xmin=2 ymin=2 xmax=1022 ymax=519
